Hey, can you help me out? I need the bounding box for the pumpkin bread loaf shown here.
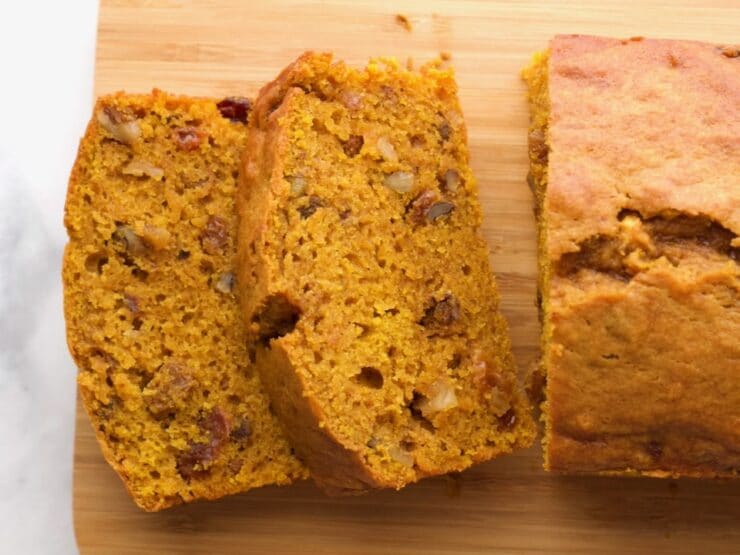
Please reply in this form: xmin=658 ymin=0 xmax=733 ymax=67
xmin=63 ymin=91 xmax=307 ymax=511
xmin=238 ymin=53 xmax=536 ymax=494
xmin=523 ymin=36 xmax=740 ymax=477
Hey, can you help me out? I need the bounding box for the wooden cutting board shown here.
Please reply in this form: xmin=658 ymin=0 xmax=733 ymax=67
xmin=74 ymin=1 xmax=740 ymax=553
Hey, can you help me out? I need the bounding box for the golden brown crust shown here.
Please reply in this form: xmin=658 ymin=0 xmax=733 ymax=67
xmin=64 ymin=90 xmax=306 ymax=511
xmin=239 ymin=53 xmax=535 ymax=493
xmin=530 ymin=35 xmax=740 ymax=477
xmin=254 ymin=345 xmax=382 ymax=494
xmin=547 ymin=35 xmax=739 ymax=259
xmin=548 ymin=267 xmax=740 ymax=476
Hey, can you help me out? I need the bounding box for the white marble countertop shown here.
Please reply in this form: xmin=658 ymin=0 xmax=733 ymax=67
xmin=0 ymin=2 xmax=98 ymax=553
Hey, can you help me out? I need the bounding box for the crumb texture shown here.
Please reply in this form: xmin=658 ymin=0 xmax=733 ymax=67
xmin=524 ymin=35 xmax=740 ymax=477
xmin=63 ymin=90 xmax=306 ymax=511
xmin=239 ymin=53 xmax=535 ymax=493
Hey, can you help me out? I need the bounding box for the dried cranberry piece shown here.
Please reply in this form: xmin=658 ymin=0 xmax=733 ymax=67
xmin=200 ymin=407 xmax=231 ymax=444
xmin=176 ymin=407 xmax=232 ymax=481
xmin=176 ymin=443 xmax=215 ymax=480
xmin=217 ymin=97 xmax=252 ymax=123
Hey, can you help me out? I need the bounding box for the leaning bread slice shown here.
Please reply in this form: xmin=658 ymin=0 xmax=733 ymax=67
xmin=523 ymin=35 xmax=740 ymax=477
xmin=238 ymin=53 xmax=535 ymax=494
xmin=63 ymin=90 xmax=307 ymax=511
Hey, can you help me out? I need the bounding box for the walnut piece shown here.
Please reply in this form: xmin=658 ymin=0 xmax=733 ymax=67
xmin=407 ymin=190 xmax=437 ymax=224
xmin=413 ymin=379 xmax=459 ymax=417
xmin=201 ymin=215 xmax=229 ymax=254
xmin=113 ymin=224 xmax=147 ymax=256
xmin=471 ymin=349 xmax=508 ymax=397
xmin=427 ymin=201 xmax=455 ymax=222
xmin=389 ymin=444 xmax=415 ymax=467
xmin=286 ymin=175 xmax=307 ymax=196
xmin=442 ymin=169 xmax=461 ymax=193
xmin=97 ymin=106 xmax=141 ymax=145
xmin=408 ymin=190 xmax=455 ymax=224
xmin=140 ymin=225 xmax=171 ymax=251
xmin=214 ymin=272 xmax=235 ymax=294
xmin=383 ymin=171 xmax=414 ymax=193
xmin=143 ymin=361 xmax=196 ymax=418
xmin=420 ymin=294 xmax=461 ymax=327
xmin=376 ymin=136 xmax=398 ymax=162
xmin=121 ymin=158 xmax=164 ymax=180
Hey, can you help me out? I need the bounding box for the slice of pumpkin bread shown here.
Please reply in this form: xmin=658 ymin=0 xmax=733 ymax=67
xmin=238 ymin=53 xmax=535 ymax=494
xmin=523 ymin=35 xmax=740 ymax=477
xmin=63 ymin=90 xmax=307 ymax=511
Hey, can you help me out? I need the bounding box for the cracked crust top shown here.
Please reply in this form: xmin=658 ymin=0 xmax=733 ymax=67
xmin=547 ymin=35 xmax=740 ymax=260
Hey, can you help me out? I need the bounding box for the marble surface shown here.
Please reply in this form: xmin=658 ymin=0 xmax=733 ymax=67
xmin=0 ymin=2 xmax=98 ymax=553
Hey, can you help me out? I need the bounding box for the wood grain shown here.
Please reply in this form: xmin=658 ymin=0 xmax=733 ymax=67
xmin=75 ymin=1 xmax=740 ymax=553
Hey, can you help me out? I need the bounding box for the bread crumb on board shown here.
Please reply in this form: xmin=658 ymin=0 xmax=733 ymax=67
xmin=395 ymin=14 xmax=412 ymax=32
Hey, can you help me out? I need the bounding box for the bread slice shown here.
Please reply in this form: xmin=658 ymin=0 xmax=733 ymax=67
xmin=238 ymin=53 xmax=535 ymax=493
xmin=63 ymin=90 xmax=307 ymax=511
xmin=523 ymin=35 xmax=740 ymax=477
